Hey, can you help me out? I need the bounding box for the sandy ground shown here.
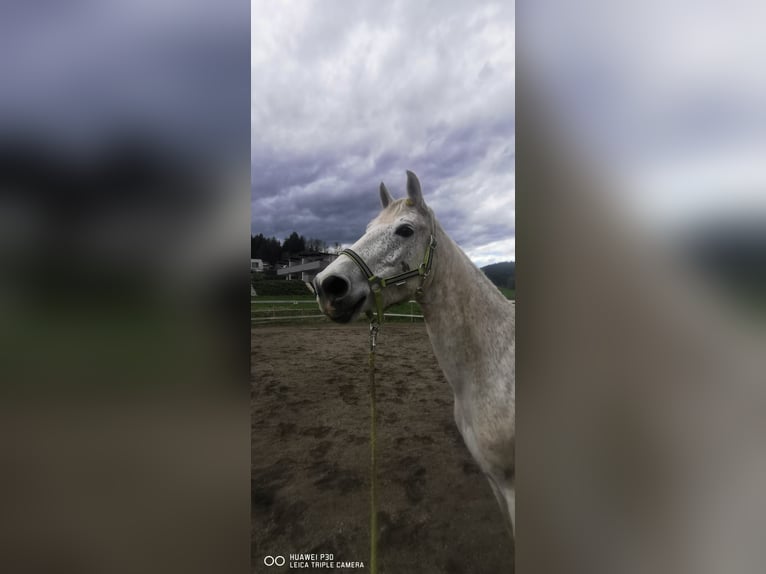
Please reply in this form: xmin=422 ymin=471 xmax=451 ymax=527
xmin=252 ymin=323 xmax=513 ymax=574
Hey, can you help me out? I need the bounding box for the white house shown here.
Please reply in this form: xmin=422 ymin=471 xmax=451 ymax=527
xmin=250 ymin=258 xmax=265 ymax=273
xmin=277 ymin=253 xmax=338 ymax=282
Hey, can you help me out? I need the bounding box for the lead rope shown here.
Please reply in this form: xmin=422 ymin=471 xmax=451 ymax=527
xmin=340 ymin=216 xmax=435 ymax=574
xmin=368 ymin=319 xmax=379 ymax=574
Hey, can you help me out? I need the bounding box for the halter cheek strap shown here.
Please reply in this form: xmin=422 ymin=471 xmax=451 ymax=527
xmin=340 ymin=232 xmax=437 ymax=325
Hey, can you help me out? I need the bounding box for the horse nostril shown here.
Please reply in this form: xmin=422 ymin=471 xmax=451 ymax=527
xmin=321 ymin=275 xmax=350 ymax=299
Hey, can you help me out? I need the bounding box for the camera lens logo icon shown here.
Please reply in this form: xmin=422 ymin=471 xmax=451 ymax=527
xmin=263 ymin=555 xmax=285 ymax=567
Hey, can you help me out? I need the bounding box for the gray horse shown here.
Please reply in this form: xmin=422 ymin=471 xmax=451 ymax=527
xmin=314 ymin=171 xmax=515 ymax=536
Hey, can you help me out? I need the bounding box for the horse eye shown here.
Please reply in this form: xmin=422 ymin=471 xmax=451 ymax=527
xmin=395 ymin=225 xmax=414 ymax=238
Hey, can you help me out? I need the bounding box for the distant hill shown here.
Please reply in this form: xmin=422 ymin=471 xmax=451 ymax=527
xmin=481 ymin=261 xmax=515 ymax=289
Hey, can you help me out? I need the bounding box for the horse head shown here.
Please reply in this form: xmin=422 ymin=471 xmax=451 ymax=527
xmin=315 ymin=170 xmax=436 ymax=323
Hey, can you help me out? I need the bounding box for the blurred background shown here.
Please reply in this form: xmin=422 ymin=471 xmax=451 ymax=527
xmin=517 ymin=1 xmax=766 ymax=573
xmin=519 ymin=0 xmax=766 ymax=322
xmin=0 ymin=1 xmax=250 ymax=573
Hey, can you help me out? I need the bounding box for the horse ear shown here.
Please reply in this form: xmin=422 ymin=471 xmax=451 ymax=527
xmin=379 ymin=182 xmax=393 ymax=208
xmin=406 ymin=170 xmax=424 ymax=207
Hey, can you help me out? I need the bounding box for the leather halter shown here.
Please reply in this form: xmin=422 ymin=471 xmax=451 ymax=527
xmin=339 ymin=216 xmax=437 ymax=325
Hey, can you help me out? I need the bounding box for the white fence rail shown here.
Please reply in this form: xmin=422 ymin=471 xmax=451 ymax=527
xmin=251 ymin=299 xmax=424 ymax=323
xmin=250 ymin=301 xmax=317 ymax=307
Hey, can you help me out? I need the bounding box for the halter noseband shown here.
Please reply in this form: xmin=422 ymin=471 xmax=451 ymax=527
xmin=339 ymin=218 xmax=437 ymax=325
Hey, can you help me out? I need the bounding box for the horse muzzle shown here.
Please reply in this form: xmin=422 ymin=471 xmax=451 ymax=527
xmin=315 ymin=272 xmax=369 ymax=323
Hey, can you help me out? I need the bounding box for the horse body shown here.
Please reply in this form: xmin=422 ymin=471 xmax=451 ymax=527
xmin=314 ymin=171 xmax=515 ymax=536
xmin=418 ymin=219 xmax=515 ymax=534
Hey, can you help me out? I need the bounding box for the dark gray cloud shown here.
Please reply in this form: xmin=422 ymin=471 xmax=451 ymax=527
xmin=252 ymin=0 xmax=515 ymax=264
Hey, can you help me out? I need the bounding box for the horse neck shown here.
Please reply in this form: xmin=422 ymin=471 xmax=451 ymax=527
xmin=418 ymin=222 xmax=509 ymax=380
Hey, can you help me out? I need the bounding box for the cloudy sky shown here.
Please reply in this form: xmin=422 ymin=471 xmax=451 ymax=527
xmin=251 ymin=0 xmax=515 ymax=266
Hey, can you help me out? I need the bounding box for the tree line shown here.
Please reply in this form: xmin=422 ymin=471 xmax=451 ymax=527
xmin=251 ymin=231 xmax=340 ymax=265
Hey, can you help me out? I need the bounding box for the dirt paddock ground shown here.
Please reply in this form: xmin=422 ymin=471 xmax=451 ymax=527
xmin=252 ymin=323 xmax=513 ymax=573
